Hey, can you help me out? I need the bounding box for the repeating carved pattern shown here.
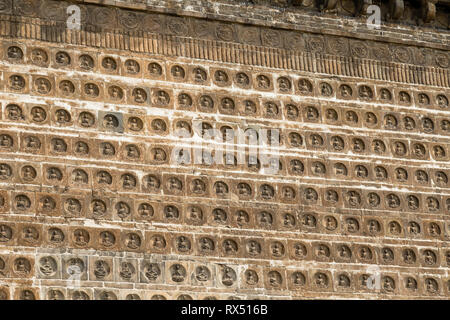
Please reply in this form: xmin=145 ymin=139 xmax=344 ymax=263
xmin=0 ymin=0 xmax=449 ymax=300
xmin=0 ymin=1 xmax=449 ymax=88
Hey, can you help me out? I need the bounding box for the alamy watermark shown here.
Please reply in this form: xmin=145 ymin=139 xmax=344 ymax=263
xmin=170 ymin=124 xmax=282 ymax=173
xmin=367 ymin=5 xmax=381 ymax=30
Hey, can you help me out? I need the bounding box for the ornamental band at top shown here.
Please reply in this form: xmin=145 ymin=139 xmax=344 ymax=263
xmin=0 ymin=0 xmax=448 ymax=300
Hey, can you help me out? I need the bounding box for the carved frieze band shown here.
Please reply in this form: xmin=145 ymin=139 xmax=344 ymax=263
xmin=0 ymin=4 xmax=449 ymax=88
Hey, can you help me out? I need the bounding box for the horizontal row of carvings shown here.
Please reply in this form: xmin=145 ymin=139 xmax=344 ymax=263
xmin=2 ymin=44 xmax=450 ymax=112
xmin=0 ymin=190 xmax=448 ymax=240
xmin=0 ymin=223 xmax=449 ymax=269
xmin=7 ymin=0 xmax=450 ymax=33
xmin=0 ymin=160 xmax=450 ymax=214
xmin=1 ymin=155 xmax=450 ymax=211
xmin=0 ymin=282 xmax=450 ymax=300
xmin=1 ymin=0 xmax=448 ymax=300
xmin=0 ymin=285 xmax=265 ymax=300
xmin=2 ymin=51 xmax=450 ymax=119
xmin=86 ymin=0 xmax=450 ymax=31
xmin=0 ymin=18 xmax=449 ymax=88
xmin=1 ymin=264 xmax=450 ymax=299
xmin=0 ymin=127 xmax=450 ymax=170
xmin=2 ymin=153 xmax=450 ymax=191
xmin=0 ymin=250 xmax=449 ymax=297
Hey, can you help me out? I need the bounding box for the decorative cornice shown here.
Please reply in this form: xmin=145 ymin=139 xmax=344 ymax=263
xmin=1 ymin=7 xmax=449 ymax=88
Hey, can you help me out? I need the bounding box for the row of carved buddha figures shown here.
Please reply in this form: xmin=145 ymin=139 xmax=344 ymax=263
xmin=1 ymin=123 xmax=449 ymax=163
xmin=1 ymin=154 xmax=449 ymax=188
xmin=4 ymin=99 xmax=450 ymax=138
xmin=1 ymin=194 xmax=448 ymax=240
xmin=4 ymin=45 xmax=449 ymax=108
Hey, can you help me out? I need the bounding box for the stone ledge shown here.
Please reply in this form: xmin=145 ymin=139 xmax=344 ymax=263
xmin=70 ymin=0 xmax=450 ymax=50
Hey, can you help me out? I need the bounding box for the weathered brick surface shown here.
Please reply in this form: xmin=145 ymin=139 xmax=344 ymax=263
xmin=0 ymin=0 xmax=448 ymax=299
